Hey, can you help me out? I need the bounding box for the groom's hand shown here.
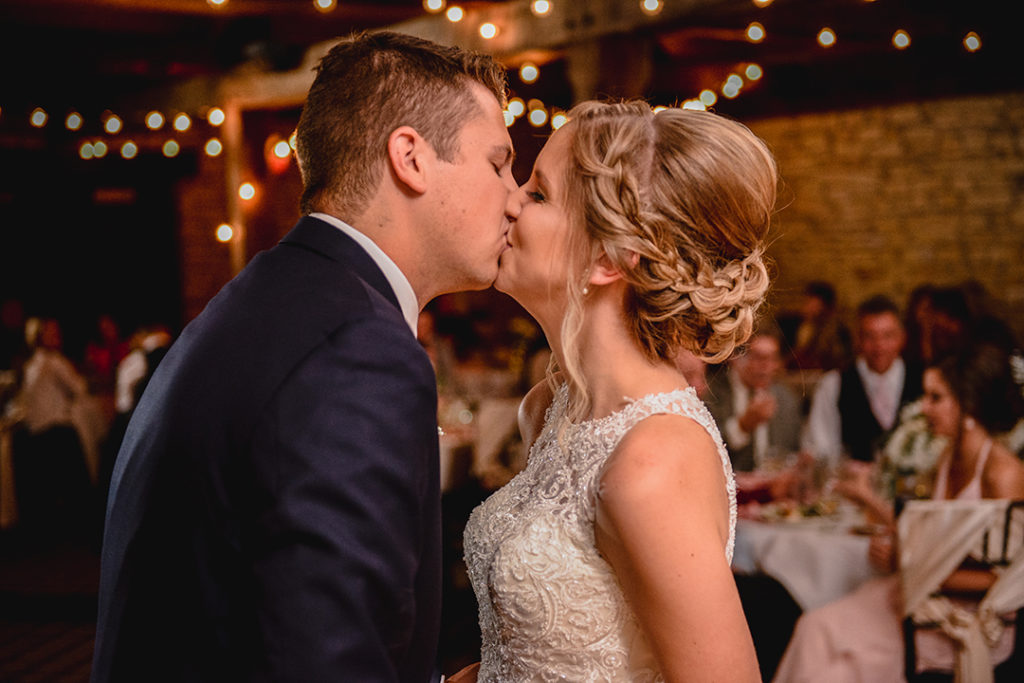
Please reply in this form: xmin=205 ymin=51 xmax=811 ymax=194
xmin=447 ymin=662 xmax=480 ymax=683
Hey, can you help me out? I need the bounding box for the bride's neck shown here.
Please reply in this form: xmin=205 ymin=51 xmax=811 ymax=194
xmin=547 ymin=288 xmax=687 ymax=420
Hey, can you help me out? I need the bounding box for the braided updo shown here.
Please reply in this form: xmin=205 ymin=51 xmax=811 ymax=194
xmin=562 ymin=100 xmax=777 ymax=371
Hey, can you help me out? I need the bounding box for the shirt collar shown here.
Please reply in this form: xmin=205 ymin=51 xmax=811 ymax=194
xmin=310 ymin=212 xmax=419 ymax=336
xmin=856 ymin=356 xmax=905 ymax=383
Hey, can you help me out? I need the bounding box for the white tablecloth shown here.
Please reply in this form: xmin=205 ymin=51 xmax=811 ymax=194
xmin=733 ymin=510 xmax=882 ymax=611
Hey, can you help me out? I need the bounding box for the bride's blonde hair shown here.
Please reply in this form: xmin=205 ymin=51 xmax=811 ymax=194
xmin=556 ymin=100 xmax=777 ymax=420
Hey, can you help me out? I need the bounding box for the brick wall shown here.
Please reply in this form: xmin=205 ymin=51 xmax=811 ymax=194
xmin=748 ymin=90 xmax=1024 ymax=340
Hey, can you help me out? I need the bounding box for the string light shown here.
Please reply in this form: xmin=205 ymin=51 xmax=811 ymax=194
xmin=528 ymin=108 xmax=548 ymax=127
xmin=288 ymin=131 xmax=298 ymax=150
xmin=207 ymin=107 xmax=225 ymax=126
xmin=423 ymin=0 xmax=445 ymax=12
xmin=964 ymin=31 xmax=981 ymax=52
xmin=753 ymin=0 xmax=773 ymax=6
xmin=238 ymin=182 xmax=256 ymax=200
xmin=551 ymin=111 xmax=568 ymax=129
xmin=314 ymin=0 xmax=335 ymax=12
xmin=503 ymin=110 xmax=515 ymax=127
xmin=216 ymin=223 xmax=234 ymax=242
xmin=120 ymin=141 xmax=138 ymax=159
xmin=173 ymin=113 xmax=192 ymax=131
xmin=722 ymin=74 xmax=743 ymax=99
xmin=65 ymin=112 xmax=83 ymax=131
xmin=479 ymin=22 xmax=498 ymax=39
xmin=163 ymin=140 xmax=180 ymax=157
xmin=531 ymin=0 xmax=551 ymax=16
xmin=207 ymin=0 xmax=228 ymax=7
xmin=93 ymin=141 xmax=108 ymax=158
xmin=892 ymin=30 xmax=911 ymax=49
xmin=745 ymin=63 xmax=763 ymax=80
xmin=652 ymin=106 xmax=667 ymax=113
xmin=699 ymin=89 xmax=718 ymax=106
xmin=746 ymin=22 xmax=765 ymax=43
xmin=817 ymin=28 xmax=837 ymax=47
xmin=79 ymin=142 xmax=94 ymax=160
xmin=640 ymin=0 xmax=662 ymax=16
xmin=273 ymin=140 xmax=291 ymax=158
xmin=104 ymin=114 xmax=123 ymax=134
xmin=446 ymin=6 xmax=464 ymax=22
xmin=205 ymin=138 xmax=223 ymax=156
xmin=682 ymin=100 xmax=707 ymax=111
xmin=30 ymin=108 xmax=48 ymax=127
xmin=519 ymin=62 xmax=539 ymax=83
xmin=146 ymin=111 xmax=165 ymax=130
xmin=508 ymin=97 xmax=526 ymax=118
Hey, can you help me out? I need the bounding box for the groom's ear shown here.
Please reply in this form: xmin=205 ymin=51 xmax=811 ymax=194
xmin=588 ymin=250 xmax=636 ymax=286
xmin=387 ymin=126 xmax=430 ymax=195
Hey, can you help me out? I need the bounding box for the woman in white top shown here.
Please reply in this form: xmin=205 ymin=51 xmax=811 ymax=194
xmin=455 ymin=100 xmax=777 ymax=682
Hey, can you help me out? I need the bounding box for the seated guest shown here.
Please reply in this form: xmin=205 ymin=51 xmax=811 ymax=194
xmin=705 ymin=323 xmax=801 ymax=472
xmin=782 ymin=280 xmax=852 ymax=372
xmin=774 ymin=344 xmax=1024 ymax=683
xmin=803 ymin=295 xmax=923 ymax=464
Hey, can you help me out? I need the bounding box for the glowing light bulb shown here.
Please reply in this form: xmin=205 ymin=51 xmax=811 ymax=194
xmin=79 ymin=142 xmax=95 ymax=160
xmin=173 ymin=113 xmax=192 ymax=132
xmin=207 ymin=0 xmax=228 ymax=7
xmin=93 ymin=141 xmax=108 ymax=158
xmin=699 ymin=89 xmax=718 ymax=106
xmin=273 ymin=141 xmax=291 ymax=158
xmin=121 ymin=141 xmax=138 ymax=159
xmin=146 ymin=111 xmax=165 ymax=130
xmin=745 ymin=64 xmax=763 ymax=81
xmin=892 ymin=30 xmax=911 ymax=49
xmin=30 ymin=108 xmax=48 ymax=127
xmin=682 ymin=100 xmax=707 ymax=111
xmin=753 ymin=0 xmax=773 ymax=6
xmin=162 ymin=140 xmax=180 ymax=157
xmin=551 ymin=112 xmax=568 ymax=129
xmin=531 ymin=0 xmax=551 ymax=16
xmin=446 ymin=6 xmax=464 ymax=22
xmin=817 ymin=28 xmax=837 ymax=47
xmin=528 ymin=108 xmax=548 ymax=127
xmin=503 ymin=110 xmax=515 ymax=127
xmin=314 ymin=0 xmax=335 ymax=12
xmin=288 ymin=131 xmax=297 ymax=149
xmin=519 ymin=62 xmax=539 ymax=84
xmin=479 ymin=22 xmax=498 ymax=39
xmin=65 ymin=112 xmax=83 ymax=131
xmin=508 ymin=98 xmax=526 ymax=117
xmin=207 ymin=107 xmax=225 ymax=126
xmin=746 ymin=22 xmax=765 ymax=43
xmin=964 ymin=32 xmax=981 ymax=52
xmin=205 ymin=138 xmax=223 ymax=156
xmin=105 ymin=114 xmax=122 ymax=134
xmin=216 ymin=223 xmax=234 ymax=242
xmin=239 ymin=183 xmax=256 ymax=200
xmin=423 ymin=0 xmax=445 ymax=12
xmin=640 ymin=0 xmax=662 ymax=16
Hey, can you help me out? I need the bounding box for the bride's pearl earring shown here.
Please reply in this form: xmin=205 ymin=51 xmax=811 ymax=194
xmin=964 ymin=416 xmax=977 ymax=431
xmin=582 ymin=286 xmax=590 ymax=295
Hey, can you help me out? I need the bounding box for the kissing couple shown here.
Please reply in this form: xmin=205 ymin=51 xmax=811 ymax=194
xmin=93 ymin=30 xmax=776 ymax=683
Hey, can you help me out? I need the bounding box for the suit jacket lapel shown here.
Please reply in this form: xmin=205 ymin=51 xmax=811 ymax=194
xmin=279 ymin=215 xmax=402 ymax=311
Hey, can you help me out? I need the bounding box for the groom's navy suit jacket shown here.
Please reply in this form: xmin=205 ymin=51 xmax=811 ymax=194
xmin=92 ymin=216 xmax=442 ymax=682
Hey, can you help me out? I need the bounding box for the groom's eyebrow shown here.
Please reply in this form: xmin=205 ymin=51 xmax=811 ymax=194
xmin=493 ymin=144 xmax=515 ymax=168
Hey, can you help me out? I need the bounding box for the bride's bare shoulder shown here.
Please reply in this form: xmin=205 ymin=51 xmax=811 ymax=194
xmin=519 ymin=374 xmax=561 ymax=451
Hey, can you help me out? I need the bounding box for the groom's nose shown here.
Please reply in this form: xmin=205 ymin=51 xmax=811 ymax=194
xmin=504 ymin=184 xmax=523 ymax=221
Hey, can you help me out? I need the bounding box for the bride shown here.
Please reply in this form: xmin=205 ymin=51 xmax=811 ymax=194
xmin=456 ymin=100 xmax=777 ymax=682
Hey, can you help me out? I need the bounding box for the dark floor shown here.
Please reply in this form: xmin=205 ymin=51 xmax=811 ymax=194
xmin=0 ymin=532 xmax=99 ymax=683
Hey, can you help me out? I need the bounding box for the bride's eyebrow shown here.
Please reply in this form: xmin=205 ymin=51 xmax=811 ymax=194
xmin=534 ymin=168 xmax=553 ymax=195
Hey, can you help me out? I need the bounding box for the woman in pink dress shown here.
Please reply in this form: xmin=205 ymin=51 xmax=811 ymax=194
xmin=774 ymin=344 xmax=1024 ymax=682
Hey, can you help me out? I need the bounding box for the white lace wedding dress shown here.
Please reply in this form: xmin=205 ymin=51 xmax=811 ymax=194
xmin=463 ymin=383 xmax=737 ymax=682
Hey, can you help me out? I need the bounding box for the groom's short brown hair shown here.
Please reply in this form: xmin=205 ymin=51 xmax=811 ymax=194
xmin=295 ymin=31 xmax=507 ymax=219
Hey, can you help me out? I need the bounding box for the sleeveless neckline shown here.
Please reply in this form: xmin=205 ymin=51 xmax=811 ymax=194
xmin=565 ymin=386 xmax=700 ymax=429
xmin=933 ymin=438 xmax=993 ymax=500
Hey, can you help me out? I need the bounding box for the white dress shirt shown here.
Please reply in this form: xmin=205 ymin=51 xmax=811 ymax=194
xmin=803 ymin=357 xmax=905 ymax=463
xmin=723 ymin=368 xmax=772 ymax=469
xmin=310 ymin=212 xmax=419 ymax=336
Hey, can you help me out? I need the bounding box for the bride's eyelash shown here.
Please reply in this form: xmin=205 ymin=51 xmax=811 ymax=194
xmin=527 ymin=190 xmax=545 ymax=202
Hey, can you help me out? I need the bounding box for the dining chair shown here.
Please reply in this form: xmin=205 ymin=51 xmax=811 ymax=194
xmin=899 ymin=499 xmax=1024 ymax=683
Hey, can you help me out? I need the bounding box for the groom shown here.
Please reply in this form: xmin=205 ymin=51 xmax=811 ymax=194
xmin=92 ymin=32 xmax=516 ymax=682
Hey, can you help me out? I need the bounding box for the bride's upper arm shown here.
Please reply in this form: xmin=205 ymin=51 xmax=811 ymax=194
xmin=595 ymin=415 xmax=759 ymax=682
xmin=518 ymin=375 xmax=559 ymax=453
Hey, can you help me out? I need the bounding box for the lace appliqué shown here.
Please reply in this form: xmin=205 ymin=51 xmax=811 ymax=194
xmin=464 ymin=384 xmax=737 ymax=682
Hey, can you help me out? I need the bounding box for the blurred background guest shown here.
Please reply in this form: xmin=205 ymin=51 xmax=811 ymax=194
xmin=82 ymin=314 xmax=127 ymax=397
xmin=803 ymin=295 xmax=923 ymax=464
xmin=774 ymin=343 xmax=1024 ymax=682
xmin=780 ymin=280 xmax=852 ymax=373
xmin=705 ymin=323 xmax=802 ymax=472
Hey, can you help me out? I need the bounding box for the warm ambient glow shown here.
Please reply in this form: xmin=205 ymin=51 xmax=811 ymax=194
xmin=507 ymin=97 xmax=526 ymax=117
xmin=65 ymin=112 xmax=83 ymax=131
xmin=273 ymin=140 xmax=291 ymax=158
xmin=519 ymin=62 xmax=539 ymax=84
xmin=446 ymin=6 xmax=464 ymax=22
xmin=216 ymin=224 xmax=234 ymax=242
xmin=892 ymin=30 xmax=911 ymax=49
xmin=531 ymin=0 xmax=551 ymax=16
xmin=120 ymin=141 xmax=138 ymax=159
xmin=173 ymin=113 xmax=192 ymax=132
xmin=964 ymin=31 xmax=981 ymax=52
xmin=105 ymin=114 xmax=123 ymax=134
xmin=146 ymin=111 xmax=165 ymax=130
xmin=162 ymin=140 xmax=180 ymax=157
xmin=817 ymin=28 xmax=837 ymax=47
xmin=722 ymin=74 xmax=743 ymax=99
xmin=745 ymin=63 xmax=763 ymax=80
xmin=314 ymin=0 xmax=335 ymax=12
xmin=479 ymin=22 xmax=498 ymax=39
xmin=238 ymin=183 xmax=256 ymax=200
xmin=682 ymin=100 xmax=706 ymax=111
xmin=205 ymin=138 xmax=223 ymax=156
xmin=93 ymin=141 xmax=108 ymax=158
xmin=503 ymin=110 xmax=515 ymax=127
xmin=79 ymin=142 xmax=94 ymax=160
xmin=288 ymin=130 xmax=297 ymax=150
xmin=746 ymin=22 xmax=765 ymax=43
xmin=423 ymin=0 xmax=445 ymax=12
xmin=551 ymin=112 xmax=568 ymax=129
xmin=207 ymin=107 xmax=226 ymax=126
xmin=640 ymin=0 xmax=662 ymax=16
xmin=528 ymin=108 xmax=548 ymax=127
xmin=207 ymin=0 xmax=228 ymax=7
xmin=699 ymin=89 xmax=717 ymax=106
xmin=753 ymin=0 xmax=773 ymax=6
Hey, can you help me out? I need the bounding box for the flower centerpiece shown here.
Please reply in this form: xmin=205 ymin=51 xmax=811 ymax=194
xmin=878 ymin=399 xmax=946 ymax=500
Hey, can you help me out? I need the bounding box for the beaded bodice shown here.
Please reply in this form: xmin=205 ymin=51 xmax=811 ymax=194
xmin=463 ymin=384 xmax=736 ymax=682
